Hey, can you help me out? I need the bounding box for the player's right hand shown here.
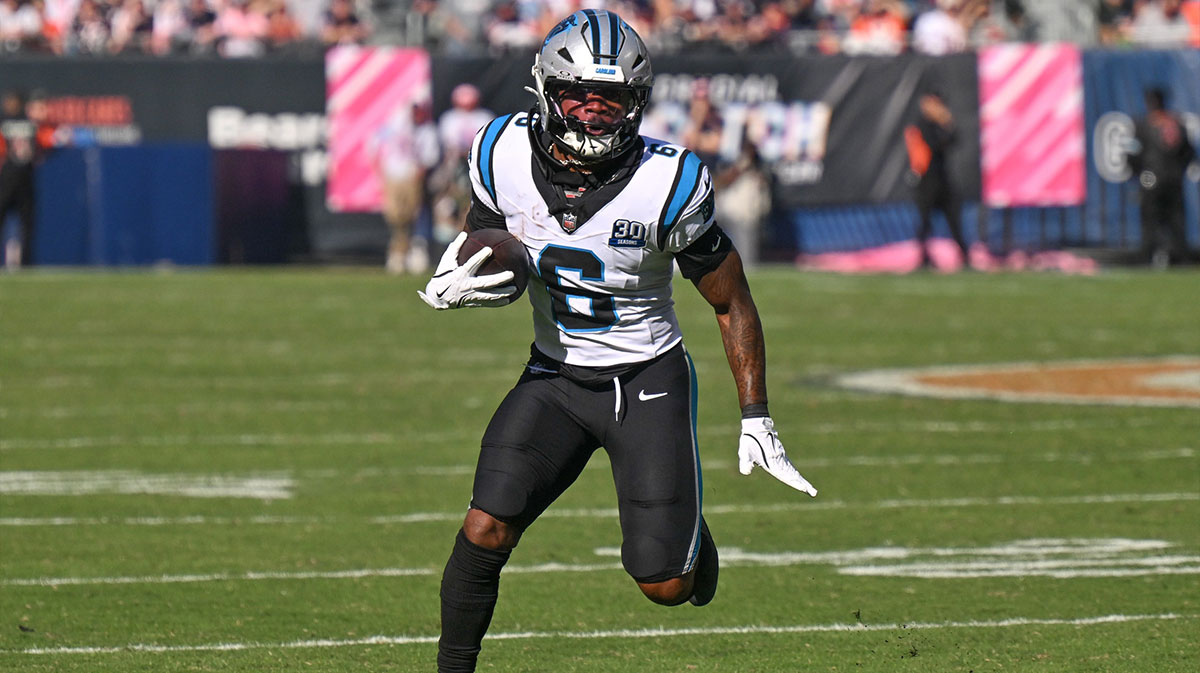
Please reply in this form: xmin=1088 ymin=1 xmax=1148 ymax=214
xmin=738 ymin=416 xmax=818 ymax=497
xmin=418 ymin=232 xmax=517 ymax=310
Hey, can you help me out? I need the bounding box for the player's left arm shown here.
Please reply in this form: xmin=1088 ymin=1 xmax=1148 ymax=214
xmin=690 ymin=249 xmax=818 ymax=497
xmin=690 ymin=246 xmax=765 ymax=410
xmin=666 ymin=156 xmax=814 ymax=494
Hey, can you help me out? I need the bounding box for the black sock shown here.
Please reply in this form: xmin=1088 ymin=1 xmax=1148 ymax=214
xmin=437 ymin=529 xmax=512 ymax=673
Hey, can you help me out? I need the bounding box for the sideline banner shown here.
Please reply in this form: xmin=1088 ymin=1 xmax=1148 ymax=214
xmin=325 ymin=47 xmax=431 ymax=212
xmin=978 ymin=44 xmax=1086 ymax=207
xmin=433 ymin=53 xmax=982 ymax=208
xmin=1083 ymin=49 xmax=1200 ymax=246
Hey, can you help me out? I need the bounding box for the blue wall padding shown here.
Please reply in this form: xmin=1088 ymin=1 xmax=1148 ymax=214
xmin=32 ymin=150 xmax=90 ymax=265
xmin=34 ymin=144 xmax=214 ymax=265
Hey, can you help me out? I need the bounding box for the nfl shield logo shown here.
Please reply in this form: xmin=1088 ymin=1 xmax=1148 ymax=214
xmin=561 ymin=212 xmax=579 ymax=233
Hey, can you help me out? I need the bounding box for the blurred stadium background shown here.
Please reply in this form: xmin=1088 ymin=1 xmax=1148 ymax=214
xmin=0 ymin=0 xmax=1197 ymax=270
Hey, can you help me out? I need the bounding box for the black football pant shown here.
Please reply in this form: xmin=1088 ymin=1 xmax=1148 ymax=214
xmin=916 ymin=177 xmax=968 ymax=264
xmin=438 ymin=344 xmax=705 ymax=672
xmin=1139 ymin=183 xmax=1189 ymax=264
xmin=0 ymin=165 xmax=35 ymax=264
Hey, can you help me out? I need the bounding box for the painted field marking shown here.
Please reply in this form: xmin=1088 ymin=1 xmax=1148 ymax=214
xmin=0 ymin=515 xmax=318 ymax=527
xmin=8 ymin=537 xmax=1197 ymax=588
xmin=835 ymin=356 xmax=1200 ymax=408
xmin=0 ymin=471 xmax=292 ymax=499
xmin=597 ymin=537 xmax=1200 ymax=580
xmin=0 ymin=430 xmax=472 ymax=452
xmin=16 ymin=613 xmax=1195 ymax=655
xmin=2 ymin=491 xmax=1196 ymax=528
xmin=0 ymin=416 xmax=1175 ymax=452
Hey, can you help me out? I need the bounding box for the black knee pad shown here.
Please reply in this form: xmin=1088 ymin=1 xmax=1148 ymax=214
xmin=621 ymin=534 xmax=676 ymax=583
xmin=470 ymin=458 xmax=535 ymax=525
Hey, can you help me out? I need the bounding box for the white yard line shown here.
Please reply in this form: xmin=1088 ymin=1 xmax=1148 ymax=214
xmin=0 ymin=431 xmax=472 ymax=452
xmin=0 ymin=515 xmax=319 ymax=527
xmin=7 ymin=537 xmax=1199 ymax=588
xmin=839 ymin=565 xmax=1200 ymax=579
xmin=0 ymin=418 xmax=1179 ymax=451
xmin=16 ymin=613 xmax=1195 ymax=655
xmin=2 ymin=491 xmax=1196 ymax=528
xmin=0 ymin=471 xmax=293 ymax=499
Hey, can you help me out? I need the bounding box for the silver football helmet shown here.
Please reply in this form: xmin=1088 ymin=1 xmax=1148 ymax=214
xmin=530 ymin=9 xmax=653 ymax=163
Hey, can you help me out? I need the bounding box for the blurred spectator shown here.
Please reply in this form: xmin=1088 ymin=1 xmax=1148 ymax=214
xmin=185 ymin=0 xmax=219 ymax=54
xmin=436 ymin=0 xmax=492 ymax=54
xmin=674 ymin=0 xmax=724 ymax=46
xmin=1097 ymin=0 xmax=1134 ymax=45
xmin=484 ymin=0 xmax=539 ymax=54
xmin=1185 ymin=0 xmax=1200 ymax=46
xmin=714 ymin=140 xmax=771 ymax=268
xmin=681 ymin=78 xmax=724 ymax=167
xmin=745 ymin=1 xmax=803 ymax=50
xmin=1 ymin=0 xmax=49 ymax=53
xmin=321 ymin=0 xmax=369 ymax=46
xmin=431 ymin=83 xmax=493 ymax=245
xmin=265 ymin=0 xmax=304 ymax=51
xmin=1 ymin=89 xmax=55 ymax=268
xmin=1129 ymin=0 xmax=1192 ymax=46
xmin=1019 ymin=0 xmax=1097 ymax=43
xmin=0 ymin=0 xmax=1198 ymax=56
xmin=67 ymin=0 xmax=111 ymax=54
xmin=822 ymin=0 xmax=863 ymax=30
xmin=1128 ymin=86 xmax=1197 ymax=267
xmin=712 ymin=0 xmax=758 ymax=50
xmin=216 ymin=0 xmax=269 ymax=57
xmin=370 ymin=100 xmax=440 ymax=274
xmin=967 ymin=0 xmax=1033 ymax=44
xmin=911 ymin=0 xmax=968 ymax=54
xmin=814 ymin=14 xmax=844 ymax=52
xmin=398 ymin=0 xmax=441 ymax=49
xmin=843 ymin=0 xmax=909 ymax=54
xmin=108 ymin=0 xmax=154 ymax=53
xmin=42 ymin=0 xmax=74 ymax=48
xmin=905 ymin=88 xmax=970 ymax=269
xmin=151 ymin=0 xmax=191 ymax=54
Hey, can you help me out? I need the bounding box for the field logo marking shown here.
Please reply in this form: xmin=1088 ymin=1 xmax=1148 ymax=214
xmin=835 ymin=356 xmax=1200 ymax=408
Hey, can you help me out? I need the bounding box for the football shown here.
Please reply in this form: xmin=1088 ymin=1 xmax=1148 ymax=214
xmin=456 ymin=228 xmax=532 ymax=304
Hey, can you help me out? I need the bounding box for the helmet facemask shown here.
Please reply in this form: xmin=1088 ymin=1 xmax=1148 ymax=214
xmin=535 ymin=73 xmax=650 ymax=163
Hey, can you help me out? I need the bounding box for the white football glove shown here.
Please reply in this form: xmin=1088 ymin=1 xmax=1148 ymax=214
xmin=418 ymin=231 xmax=517 ymax=310
xmin=738 ymin=416 xmax=818 ymax=496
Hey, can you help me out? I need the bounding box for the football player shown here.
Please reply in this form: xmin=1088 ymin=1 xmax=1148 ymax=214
xmin=419 ymin=10 xmax=818 ymax=672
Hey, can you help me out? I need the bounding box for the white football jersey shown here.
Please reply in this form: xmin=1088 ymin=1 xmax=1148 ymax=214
xmin=468 ymin=112 xmax=716 ymax=367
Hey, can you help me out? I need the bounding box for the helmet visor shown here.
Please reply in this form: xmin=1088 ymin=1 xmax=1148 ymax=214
xmin=546 ymin=80 xmax=639 ymax=122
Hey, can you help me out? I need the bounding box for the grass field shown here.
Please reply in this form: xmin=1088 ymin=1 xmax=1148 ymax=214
xmin=1 ymin=267 xmax=1198 ymax=672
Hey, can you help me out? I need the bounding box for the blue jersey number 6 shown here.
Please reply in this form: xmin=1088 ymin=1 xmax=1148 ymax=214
xmin=537 ymin=245 xmax=617 ymax=332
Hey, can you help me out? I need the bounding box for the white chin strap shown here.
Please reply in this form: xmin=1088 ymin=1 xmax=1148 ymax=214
xmin=560 ymin=129 xmax=617 ymax=159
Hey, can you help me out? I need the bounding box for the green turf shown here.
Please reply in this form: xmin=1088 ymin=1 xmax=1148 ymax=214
xmin=2 ymin=267 xmax=1198 ymax=672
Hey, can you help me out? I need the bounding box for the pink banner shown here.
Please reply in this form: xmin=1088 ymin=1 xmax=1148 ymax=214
xmin=326 ymin=47 xmax=431 ymax=212
xmin=978 ymin=44 xmax=1086 ymax=207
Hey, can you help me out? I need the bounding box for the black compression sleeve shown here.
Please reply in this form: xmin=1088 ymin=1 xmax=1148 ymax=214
xmin=676 ymin=223 xmax=733 ymax=280
xmin=465 ymin=192 xmax=507 ymax=232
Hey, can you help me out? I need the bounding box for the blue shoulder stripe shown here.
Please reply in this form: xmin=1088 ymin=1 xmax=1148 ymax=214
xmin=658 ymin=150 xmax=703 ymax=247
xmin=478 ymin=114 xmax=515 ymax=206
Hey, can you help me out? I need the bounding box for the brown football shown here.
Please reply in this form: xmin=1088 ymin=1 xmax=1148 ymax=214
xmin=456 ymin=228 xmax=531 ymax=304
